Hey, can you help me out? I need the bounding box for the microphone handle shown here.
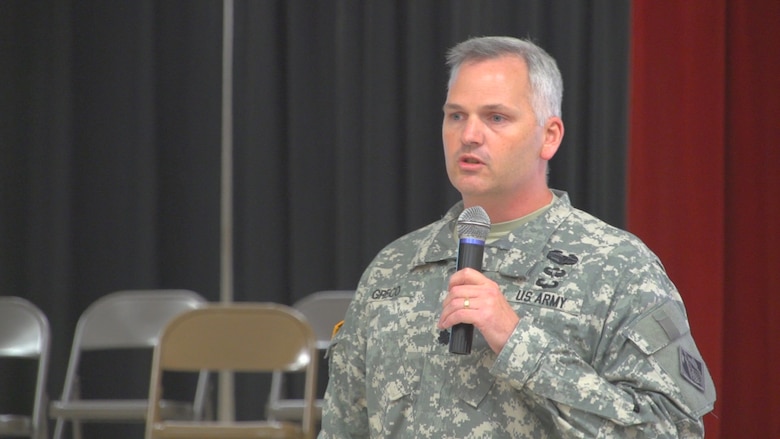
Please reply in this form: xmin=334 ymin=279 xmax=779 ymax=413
xmin=449 ymin=240 xmax=484 ymax=354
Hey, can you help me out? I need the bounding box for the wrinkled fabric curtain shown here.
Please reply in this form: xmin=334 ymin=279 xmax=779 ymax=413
xmin=628 ymin=1 xmax=780 ymax=438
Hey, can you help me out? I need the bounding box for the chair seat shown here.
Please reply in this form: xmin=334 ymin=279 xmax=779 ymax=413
xmin=50 ymin=399 xmax=193 ymax=420
xmin=0 ymin=414 xmax=32 ymax=434
xmin=266 ymin=400 xmax=323 ymax=421
xmin=151 ymin=420 xmax=304 ymax=438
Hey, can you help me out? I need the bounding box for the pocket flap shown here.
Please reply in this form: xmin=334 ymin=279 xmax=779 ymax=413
xmin=624 ymin=301 xmax=690 ymax=355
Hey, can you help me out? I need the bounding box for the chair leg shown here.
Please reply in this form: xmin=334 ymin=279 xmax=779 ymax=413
xmin=36 ymin=416 xmax=49 ymax=439
xmin=52 ymin=419 xmax=64 ymax=439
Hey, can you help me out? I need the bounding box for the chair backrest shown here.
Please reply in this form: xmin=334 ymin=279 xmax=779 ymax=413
xmin=55 ymin=289 xmax=208 ymax=411
xmin=266 ymin=290 xmax=354 ymax=422
xmin=291 ymin=290 xmax=354 ymax=349
xmin=74 ymin=289 xmax=207 ymax=350
xmin=0 ymin=296 xmax=50 ymax=439
xmin=49 ymin=289 xmax=208 ymax=439
xmin=147 ymin=303 xmax=318 ymax=437
xmin=0 ymin=297 xmax=50 ymax=357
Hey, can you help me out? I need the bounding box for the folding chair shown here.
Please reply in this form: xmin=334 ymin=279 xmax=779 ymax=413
xmin=50 ymin=289 xmax=210 ymax=439
xmin=146 ymin=303 xmax=318 ymax=439
xmin=0 ymin=296 xmax=50 ymax=439
xmin=266 ymin=290 xmax=354 ymax=423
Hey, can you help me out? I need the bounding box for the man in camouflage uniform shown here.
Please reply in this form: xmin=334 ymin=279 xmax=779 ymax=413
xmin=319 ymin=36 xmax=715 ymax=438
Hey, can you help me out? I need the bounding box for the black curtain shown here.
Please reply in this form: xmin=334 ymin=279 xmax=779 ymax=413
xmin=1 ymin=0 xmax=629 ymax=435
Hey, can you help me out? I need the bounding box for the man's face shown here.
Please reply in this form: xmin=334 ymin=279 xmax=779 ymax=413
xmin=442 ymin=55 xmax=556 ymax=211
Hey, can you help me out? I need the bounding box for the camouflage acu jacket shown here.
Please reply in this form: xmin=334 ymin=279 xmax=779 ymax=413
xmin=319 ymin=190 xmax=715 ymax=438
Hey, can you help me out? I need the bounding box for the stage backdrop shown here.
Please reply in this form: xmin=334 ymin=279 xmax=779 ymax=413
xmin=0 ymin=1 xmax=629 ymax=437
xmin=4 ymin=1 xmax=778 ymax=438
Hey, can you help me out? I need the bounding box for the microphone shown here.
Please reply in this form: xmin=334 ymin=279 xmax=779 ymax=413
xmin=449 ymin=206 xmax=491 ymax=354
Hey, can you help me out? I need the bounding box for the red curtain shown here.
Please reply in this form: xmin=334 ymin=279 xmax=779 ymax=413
xmin=628 ymin=1 xmax=780 ymax=438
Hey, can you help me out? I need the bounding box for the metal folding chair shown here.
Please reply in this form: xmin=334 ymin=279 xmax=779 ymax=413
xmin=146 ymin=303 xmax=318 ymax=439
xmin=0 ymin=296 xmax=50 ymax=439
xmin=50 ymin=289 xmax=210 ymax=439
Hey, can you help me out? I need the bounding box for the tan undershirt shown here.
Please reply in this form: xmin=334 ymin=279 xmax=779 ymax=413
xmin=485 ymin=192 xmax=556 ymax=244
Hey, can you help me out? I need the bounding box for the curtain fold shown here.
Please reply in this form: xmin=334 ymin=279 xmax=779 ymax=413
xmin=723 ymin=2 xmax=780 ymax=438
xmin=628 ymin=2 xmax=726 ymax=436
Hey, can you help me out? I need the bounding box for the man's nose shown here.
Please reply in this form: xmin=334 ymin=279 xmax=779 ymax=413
xmin=461 ymin=117 xmax=484 ymax=145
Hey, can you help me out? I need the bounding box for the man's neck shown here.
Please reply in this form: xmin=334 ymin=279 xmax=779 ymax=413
xmin=464 ymin=188 xmax=554 ymax=224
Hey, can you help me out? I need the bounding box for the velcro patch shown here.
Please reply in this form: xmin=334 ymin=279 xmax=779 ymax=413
xmin=679 ymin=346 xmax=706 ymax=393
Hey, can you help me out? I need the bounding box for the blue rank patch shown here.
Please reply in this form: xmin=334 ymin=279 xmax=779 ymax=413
xmin=679 ymin=346 xmax=706 ymax=393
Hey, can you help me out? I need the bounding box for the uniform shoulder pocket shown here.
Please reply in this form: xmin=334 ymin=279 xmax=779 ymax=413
xmin=623 ymin=301 xmax=716 ymax=417
xmin=624 ymin=301 xmax=689 ymax=355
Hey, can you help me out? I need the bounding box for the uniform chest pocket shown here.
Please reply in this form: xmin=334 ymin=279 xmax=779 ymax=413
xmin=455 ymin=356 xmax=496 ymax=409
xmin=372 ymin=352 xmax=423 ymax=436
xmin=381 ymin=351 xmax=498 ymax=419
xmin=382 ymin=353 xmax=423 ymax=403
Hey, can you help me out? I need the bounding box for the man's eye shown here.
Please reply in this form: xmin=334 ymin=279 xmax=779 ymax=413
xmin=451 ymin=113 xmax=464 ymax=121
xmin=490 ymin=114 xmax=505 ymax=123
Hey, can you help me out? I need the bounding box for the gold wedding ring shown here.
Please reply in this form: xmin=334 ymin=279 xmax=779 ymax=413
xmin=463 ymin=298 xmax=470 ymax=309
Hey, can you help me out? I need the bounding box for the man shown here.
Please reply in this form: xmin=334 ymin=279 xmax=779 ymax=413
xmin=319 ymin=36 xmax=715 ymax=438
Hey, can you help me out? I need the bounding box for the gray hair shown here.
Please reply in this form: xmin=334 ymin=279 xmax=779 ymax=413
xmin=446 ymin=36 xmax=563 ymax=125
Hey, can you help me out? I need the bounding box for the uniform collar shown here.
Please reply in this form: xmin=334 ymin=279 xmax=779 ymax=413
xmin=408 ymin=189 xmax=574 ymax=274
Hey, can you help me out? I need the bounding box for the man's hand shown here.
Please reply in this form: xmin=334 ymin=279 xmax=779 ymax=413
xmin=437 ymin=268 xmax=520 ymax=353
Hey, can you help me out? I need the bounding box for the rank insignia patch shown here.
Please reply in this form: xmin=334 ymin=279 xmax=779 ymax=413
xmin=679 ymin=346 xmax=705 ymax=392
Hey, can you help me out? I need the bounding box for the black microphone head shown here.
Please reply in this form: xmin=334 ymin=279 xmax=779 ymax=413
xmin=457 ymin=206 xmax=491 ymax=241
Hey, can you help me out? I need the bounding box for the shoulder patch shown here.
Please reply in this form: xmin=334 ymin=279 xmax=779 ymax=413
xmin=332 ymin=319 xmax=344 ymax=339
xmin=679 ymin=346 xmax=706 ymax=393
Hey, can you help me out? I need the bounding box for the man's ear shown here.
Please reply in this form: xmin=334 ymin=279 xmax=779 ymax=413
xmin=540 ymin=116 xmax=564 ymax=160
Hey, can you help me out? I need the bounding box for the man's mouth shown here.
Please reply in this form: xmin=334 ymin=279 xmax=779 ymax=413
xmin=461 ymin=156 xmax=483 ymax=164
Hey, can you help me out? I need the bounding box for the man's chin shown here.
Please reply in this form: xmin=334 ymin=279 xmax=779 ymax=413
xmin=453 ymin=179 xmax=490 ymax=197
